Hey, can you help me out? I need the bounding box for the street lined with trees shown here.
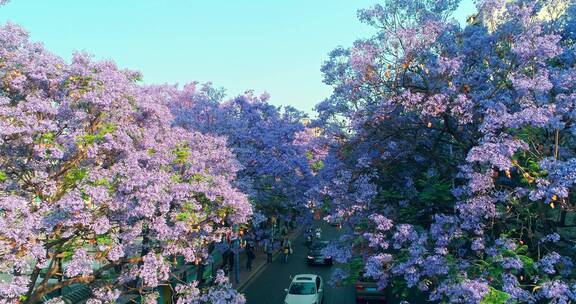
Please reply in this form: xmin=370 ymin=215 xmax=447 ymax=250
xmin=1 ymin=0 xmax=576 ymax=303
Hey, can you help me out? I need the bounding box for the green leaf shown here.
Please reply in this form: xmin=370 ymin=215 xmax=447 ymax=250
xmin=519 ymin=255 xmax=536 ymax=277
xmin=96 ymin=235 xmax=112 ymax=244
xmin=481 ymin=288 xmax=510 ymax=304
xmin=173 ymin=143 xmax=190 ymax=164
xmin=174 ymin=212 xmax=185 ymax=221
xmin=191 ymin=173 xmax=205 ymax=182
xmin=171 ymin=174 xmax=182 ymax=183
xmin=77 ymin=123 xmax=117 ymax=145
xmin=311 ymin=160 xmax=324 ymax=171
xmin=63 ymin=168 xmax=87 ymax=189
xmin=0 ymin=171 xmax=7 ymax=182
xmin=515 ymin=245 xmax=528 ymax=255
xmin=488 ymin=265 xmax=504 ymax=279
xmin=37 ymin=131 xmax=56 ymax=144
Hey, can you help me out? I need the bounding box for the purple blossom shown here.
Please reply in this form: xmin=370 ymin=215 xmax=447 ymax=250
xmin=350 ymin=41 xmax=378 ymax=73
xmin=431 ymin=280 xmax=491 ymax=304
xmin=540 ymin=233 xmax=561 ymax=244
xmin=502 ymin=257 xmax=523 ymax=270
xmin=537 ymin=280 xmax=575 ymax=304
xmin=175 ymin=269 xmax=246 ymax=304
xmin=471 ymin=238 xmax=485 ymax=251
xmin=0 ymin=275 xmax=28 ymax=302
xmin=421 ymin=255 xmax=449 ymax=276
xmin=537 ymin=252 xmax=561 ymax=274
xmin=65 ymin=249 xmax=94 ymax=277
xmin=365 ymin=253 xmax=392 ymax=289
xmin=392 ymin=224 xmax=418 ymax=249
xmin=91 ymin=287 xmax=121 ymax=302
xmin=369 ymin=214 xmax=393 ymax=231
xmin=502 ymin=273 xmax=533 ymax=303
xmin=139 ymin=253 xmax=170 ymax=288
xmin=466 ymin=139 xmax=528 ymax=171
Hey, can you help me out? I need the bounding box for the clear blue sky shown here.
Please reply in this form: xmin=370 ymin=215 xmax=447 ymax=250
xmin=0 ymin=0 xmax=476 ymax=114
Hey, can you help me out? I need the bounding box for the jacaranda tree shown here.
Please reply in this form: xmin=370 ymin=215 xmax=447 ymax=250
xmin=169 ymin=86 xmax=314 ymax=225
xmin=0 ymin=23 xmax=250 ymax=303
xmin=312 ymin=0 xmax=576 ymax=302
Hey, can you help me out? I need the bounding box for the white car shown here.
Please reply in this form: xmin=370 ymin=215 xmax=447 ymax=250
xmin=284 ymin=274 xmax=324 ymax=304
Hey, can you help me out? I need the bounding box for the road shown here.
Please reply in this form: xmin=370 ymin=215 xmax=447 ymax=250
xmin=243 ymin=223 xmax=356 ymax=304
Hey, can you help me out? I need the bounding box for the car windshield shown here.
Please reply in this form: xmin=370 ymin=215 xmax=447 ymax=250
xmin=310 ymin=242 xmax=328 ymax=250
xmin=289 ymin=282 xmax=316 ymax=295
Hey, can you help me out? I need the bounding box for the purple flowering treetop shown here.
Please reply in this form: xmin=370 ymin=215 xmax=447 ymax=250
xmin=313 ymin=0 xmax=576 ymax=303
xmin=169 ymin=86 xmax=315 ymax=224
xmin=0 ymin=23 xmax=251 ymax=303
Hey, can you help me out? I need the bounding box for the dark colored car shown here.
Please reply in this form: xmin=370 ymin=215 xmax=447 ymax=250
xmin=355 ymin=273 xmax=386 ymax=303
xmin=306 ymin=241 xmax=333 ymax=265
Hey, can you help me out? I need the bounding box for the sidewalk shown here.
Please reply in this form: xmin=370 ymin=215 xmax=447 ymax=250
xmin=232 ymin=227 xmax=303 ymax=292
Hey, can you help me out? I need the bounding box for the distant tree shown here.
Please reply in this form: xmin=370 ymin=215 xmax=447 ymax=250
xmin=170 ymin=86 xmax=314 ymax=224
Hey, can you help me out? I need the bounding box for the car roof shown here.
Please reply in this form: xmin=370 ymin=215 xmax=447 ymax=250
xmin=293 ymin=274 xmax=319 ymax=281
xmin=311 ymin=241 xmax=329 ymax=245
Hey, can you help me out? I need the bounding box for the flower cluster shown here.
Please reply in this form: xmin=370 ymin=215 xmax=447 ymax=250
xmin=175 ymin=270 xmax=246 ymax=304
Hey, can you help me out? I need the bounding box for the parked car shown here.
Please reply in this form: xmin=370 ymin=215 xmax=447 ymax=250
xmin=306 ymin=241 xmax=332 ymax=265
xmin=355 ymin=272 xmax=386 ymax=303
xmin=284 ymin=274 xmax=324 ymax=304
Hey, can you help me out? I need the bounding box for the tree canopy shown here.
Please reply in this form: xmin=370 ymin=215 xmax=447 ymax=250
xmin=311 ymin=0 xmax=576 ymax=302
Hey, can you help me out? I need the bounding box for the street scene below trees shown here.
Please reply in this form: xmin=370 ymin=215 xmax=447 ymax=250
xmin=243 ymin=223 xmax=355 ymax=304
xmin=1 ymin=0 xmax=576 ymax=303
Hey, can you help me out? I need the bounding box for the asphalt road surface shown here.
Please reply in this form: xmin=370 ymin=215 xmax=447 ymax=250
xmin=243 ymin=223 xmax=355 ymax=304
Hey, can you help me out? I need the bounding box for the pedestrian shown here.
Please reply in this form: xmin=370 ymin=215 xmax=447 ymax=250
xmin=256 ymin=233 xmax=263 ymax=252
xmin=281 ymin=237 xmax=292 ymax=263
xmin=264 ymin=239 xmax=273 ymax=263
xmin=280 ymin=224 xmax=288 ymax=238
xmin=222 ymin=249 xmax=231 ymax=275
xmin=315 ymin=226 xmax=322 ymax=240
xmin=227 ymin=248 xmax=235 ymax=275
xmin=246 ymin=243 xmax=255 ymax=271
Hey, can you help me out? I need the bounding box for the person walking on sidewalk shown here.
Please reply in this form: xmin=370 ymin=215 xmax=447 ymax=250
xmin=289 ymin=218 xmax=295 ymax=231
xmin=225 ymin=248 xmax=235 ymax=276
xmin=280 ymin=223 xmax=288 ymax=238
xmin=246 ymin=242 xmax=255 ymax=271
xmin=264 ymin=238 xmax=273 ymax=263
xmin=222 ymin=248 xmax=233 ymax=276
xmin=281 ymin=237 xmax=292 ymax=263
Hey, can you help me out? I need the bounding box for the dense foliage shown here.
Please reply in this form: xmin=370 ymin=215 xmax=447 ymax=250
xmin=169 ymin=86 xmax=315 ymax=224
xmin=0 ymin=23 xmax=250 ymax=303
xmin=312 ymin=0 xmax=576 ymax=303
